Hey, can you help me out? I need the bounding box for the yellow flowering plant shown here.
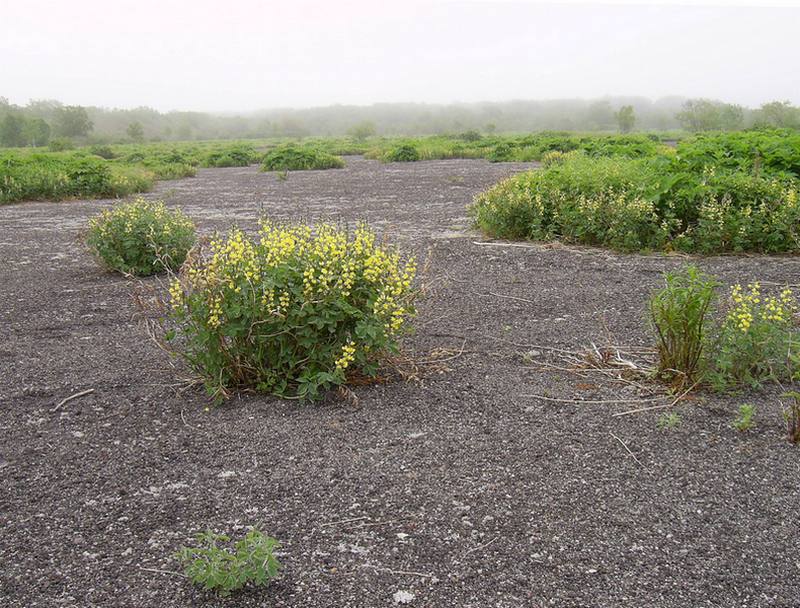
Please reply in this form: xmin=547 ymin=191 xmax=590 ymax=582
xmin=708 ymin=282 xmax=798 ymax=390
xmin=165 ymin=221 xmax=417 ymax=401
xmin=86 ymin=198 xmax=196 ymax=276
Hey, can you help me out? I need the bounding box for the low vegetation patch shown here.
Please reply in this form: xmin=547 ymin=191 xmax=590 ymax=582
xmin=86 ymin=198 xmax=196 ymax=276
xmin=261 ymin=145 xmax=345 ymax=171
xmin=379 ymin=144 xmax=421 ymax=163
xmin=1 ymin=153 xmax=149 ymax=203
xmin=472 ymin=154 xmax=800 ymax=253
xmin=648 ymin=267 xmax=798 ymax=392
xmin=175 ymin=529 xmax=281 ymax=597
xmin=202 ymin=144 xmax=260 ymax=168
xmin=166 ymin=221 xmax=416 ymax=401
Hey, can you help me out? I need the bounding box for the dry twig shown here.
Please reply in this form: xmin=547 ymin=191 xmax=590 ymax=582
xmin=51 ymin=388 xmax=95 ymax=413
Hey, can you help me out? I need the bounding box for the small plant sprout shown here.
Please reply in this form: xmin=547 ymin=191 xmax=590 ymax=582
xmin=658 ymin=412 xmax=682 ymax=430
xmin=733 ymin=404 xmax=756 ymax=432
xmin=175 ymin=528 xmax=281 ymax=597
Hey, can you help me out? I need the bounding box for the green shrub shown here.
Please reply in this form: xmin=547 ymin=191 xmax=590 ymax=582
xmin=650 ymin=266 xmax=717 ymax=388
xmin=108 ymin=165 xmax=155 ymax=196
xmin=166 ymin=221 xmax=417 ymax=401
xmin=203 ymin=145 xmax=258 ymax=168
xmin=175 ymin=529 xmax=281 ymax=597
xmin=382 ymin=144 xmax=420 ymax=163
xmin=487 ymin=143 xmax=514 ymax=162
xmin=540 ymin=150 xmax=566 ymax=168
xmin=261 ymin=145 xmax=345 ymax=171
xmin=471 ymin=155 xmax=800 ymax=253
xmin=86 ymin=198 xmax=196 ymax=276
xmin=89 ymin=145 xmax=116 ymax=159
xmin=708 ymin=283 xmax=798 ymax=390
xmin=48 ymin=137 xmax=74 ymax=151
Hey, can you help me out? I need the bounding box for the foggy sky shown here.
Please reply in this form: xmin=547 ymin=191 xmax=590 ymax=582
xmin=2 ymin=0 xmax=799 ymax=112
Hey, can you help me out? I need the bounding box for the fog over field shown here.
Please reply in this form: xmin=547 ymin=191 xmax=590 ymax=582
xmin=2 ymin=0 xmax=799 ymax=112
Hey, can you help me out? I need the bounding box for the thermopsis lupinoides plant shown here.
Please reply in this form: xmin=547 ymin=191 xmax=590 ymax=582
xmin=649 ymin=267 xmax=799 ymax=392
xmin=175 ymin=529 xmax=281 ymax=597
xmin=709 ymin=282 xmax=798 ymax=390
xmin=86 ymin=198 xmax=196 ymax=276
xmin=166 ymin=221 xmax=417 ymax=401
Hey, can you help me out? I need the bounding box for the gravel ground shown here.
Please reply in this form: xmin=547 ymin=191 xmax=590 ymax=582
xmin=1 ymin=157 xmax=799 ymax=608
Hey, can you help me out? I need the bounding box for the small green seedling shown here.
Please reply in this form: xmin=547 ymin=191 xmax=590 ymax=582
xmin=658 ymin=412 xmax=681 ymax=430
xmin=733 ymin=404 xmax=756 ymax=432
xmin=175 ymin=528 xmax=281 ymax=597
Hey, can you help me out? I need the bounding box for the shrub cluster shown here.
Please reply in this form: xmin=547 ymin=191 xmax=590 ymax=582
xmin=166 ymin=221 xmax=416 ymax=400
xmin=676 ymin=129 xmax=800 ymax=179
xmin=0 ymin=153 xmax=152 ymax=203
xmin=86 ymin=198 xmax=196 ymax=275
xmin=649 ymin=266 xmax=798 ymax=391
xmin=202 ymin=145 xmax=259 ymax=168
xmin=472 ymin=155 xmax=800 ymax=253
xmin=381 ymin=144 xmax=421 ymax=163
xmin=261 ymin=145 xmax=345 ymax=171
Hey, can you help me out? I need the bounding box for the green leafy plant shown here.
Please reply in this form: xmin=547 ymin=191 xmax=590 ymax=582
xmin=471 ymin=150 xmax=800 ymax=254
xmin=733 ymin=403 xmax=756 ymax=432
xmin=166 ymin=221 xmax=417 ymax=401
xmin=382 ymin=144 xmax=420 ymax=163
xmin=86 ymin=198 xmax=196 ymax=276
xmin=708 ymin=283 xmax=798 ymax=391
xmin=658 ymin=412 xmax=682 ymax=430
xmin=650 ymin=266 xmax=717 ymax=388
xmin=175 ymin=529 xmax=281 ymax=597
xmin=261 ymin=144 xmax=345 ymax=171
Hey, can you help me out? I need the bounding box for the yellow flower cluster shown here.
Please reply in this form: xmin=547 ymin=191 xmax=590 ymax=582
xmin=168 ymin=278 xmax=184 ymax=309
xmin=335 ymin=341 xmax=356 ymax=371
xmin=89 ymin=198 xmax=194 ymax=239
xmin=174 ymin=221 xmax=416 ymax=338
xmin=728 ymin=283 xmax=796 ymax=333
xmin=207 ymin=296 xmax=223 ymax=328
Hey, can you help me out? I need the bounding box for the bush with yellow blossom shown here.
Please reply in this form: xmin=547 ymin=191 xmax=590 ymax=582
xmin=166 ymin=221 xmax=417 ymax=401
xmin=649 ymin=268 xmax=799 ymax=391
xmin=709 ymin=282 xmax=798 ymax=390
xmin=86 ymin=198 xmax=196 ymax=276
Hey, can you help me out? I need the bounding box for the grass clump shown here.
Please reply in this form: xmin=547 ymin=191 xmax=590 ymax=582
xmin=175 ymin=529 xmax=281 ymax=597
xmin=86 ymin=198 xmax=196 ymax=276
xmin=650 ymin=266 xmax=717 ymax=389
xmin=261 ymin=145 xmax=345 ymax=171
xmin=166 ymin=221 xmax=417 ymax=401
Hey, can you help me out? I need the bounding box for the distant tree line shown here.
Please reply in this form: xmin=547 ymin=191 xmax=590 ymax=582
xmin=0 ymin=95 xmax=798 ymax=147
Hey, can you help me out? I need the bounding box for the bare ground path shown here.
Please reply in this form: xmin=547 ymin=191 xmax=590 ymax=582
xmin=1 ymin=157 xmax=799 ymax=607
